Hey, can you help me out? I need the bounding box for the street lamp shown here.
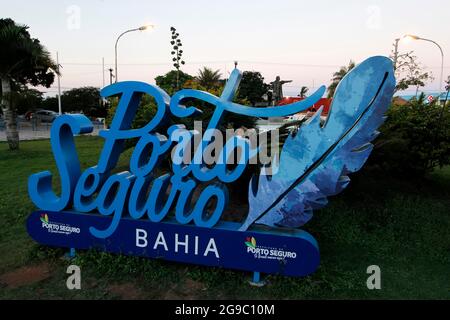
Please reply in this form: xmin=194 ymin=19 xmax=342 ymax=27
xmin=403 ymin=34 xmax=444 ymax=94
xmin=114 ymin=25 xmax=154 ymax=83
xmin=394 ymin=34 xmax=445 ymax=94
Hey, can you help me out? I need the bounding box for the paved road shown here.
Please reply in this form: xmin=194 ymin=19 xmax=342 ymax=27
xmin=1 ymin=121 xmax=287 ymax=142
xmin=0 ymin=123 xmax=103 ymax=141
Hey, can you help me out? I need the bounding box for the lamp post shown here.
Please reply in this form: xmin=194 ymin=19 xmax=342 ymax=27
xmin=114 ymin=25 xmax=154 ymax=83
xmin=56 ymin=52 xmax=62 ymax=115
xmin=403 ymin=34 xmax=445 ymax=94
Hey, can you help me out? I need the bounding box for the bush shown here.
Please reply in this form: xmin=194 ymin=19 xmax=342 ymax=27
xmin=155 ymin=70 xmax=193 ymax=96
xmin=370 ymin=94 xmax=450 ymax=176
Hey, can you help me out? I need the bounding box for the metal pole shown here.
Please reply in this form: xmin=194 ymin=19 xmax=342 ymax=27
xmin=249 ymin=271 xmax=265 ymax=287
xmin=115 ymin=28 xmax=141 ymax=83
xmin=114 ymin=36 xmax=119 ymax=83
xmin=114 ymin=25 xmax=153 ymax=83
xmin=417 ymin=38 xmax=444 ymax=94
xmin=102 ymin=57 xmax=105 ymax=88
xmin=56 ymin=52 xmax=62 ymax=115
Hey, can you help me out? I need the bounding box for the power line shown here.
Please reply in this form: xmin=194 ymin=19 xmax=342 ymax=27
xmin=58 ymin=60 xmax=450 ymax=69
xmin=60 ymin=60 xmax=233 ymax=66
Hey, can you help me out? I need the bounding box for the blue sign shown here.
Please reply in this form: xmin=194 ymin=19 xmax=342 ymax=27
xmin=27 ymin=56 xmax=395 ymax=277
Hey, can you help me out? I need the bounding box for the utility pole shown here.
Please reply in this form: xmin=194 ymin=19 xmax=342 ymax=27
xmin=56 ymin=52 xmax=62 ymax=115
xmin=102 ymin=57 xmax=105 ymax=88
xmin=108 ymin=68 xmax=115 ymax=85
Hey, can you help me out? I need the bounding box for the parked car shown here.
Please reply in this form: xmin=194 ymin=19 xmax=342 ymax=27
xmin=25 ymin=111 xmax=34 ymax=121
xmin=93 ymin=117 xmax=105 ymax=125
xmin=34 ymin=110 xmax=58 ymax=123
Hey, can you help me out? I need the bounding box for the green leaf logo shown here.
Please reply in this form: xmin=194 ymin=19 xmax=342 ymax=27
xmin=40 ymin=213 xmax=49 ymax=224
xmin=245 ymin=237 xmax=256 ymax=248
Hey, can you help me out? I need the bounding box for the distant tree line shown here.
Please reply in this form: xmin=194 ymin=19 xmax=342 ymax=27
xmin=13 ymin=86 xmax=106 ymax=118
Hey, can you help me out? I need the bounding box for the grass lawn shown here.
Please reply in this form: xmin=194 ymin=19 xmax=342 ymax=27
xmin=0 ymin=136 xmax=449 ymax=299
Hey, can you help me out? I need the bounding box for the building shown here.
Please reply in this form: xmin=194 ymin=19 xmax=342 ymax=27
xmin=399 ymin=92 xmax=449 ymax=106
xmin=277 ymin=97 xmax=332 ymax=116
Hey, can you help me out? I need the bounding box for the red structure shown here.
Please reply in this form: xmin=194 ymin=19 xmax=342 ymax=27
xmin=277 ymin=97 xmax=332 ymax=116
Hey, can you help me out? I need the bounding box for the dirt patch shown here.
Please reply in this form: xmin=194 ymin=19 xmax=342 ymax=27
xmin=0 ymin=262 xmax=51 ymax=289
xmin=108 ymin=283 xmax=145 ymax=300
xmin=185 ymin=278 xmax=205 ymax=292
xmin=164 ymin=278 xmax=206 ymax=300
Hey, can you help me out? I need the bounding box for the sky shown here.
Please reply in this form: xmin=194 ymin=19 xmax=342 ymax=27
xmin=1 ymin=0 xmax=449 ymax=97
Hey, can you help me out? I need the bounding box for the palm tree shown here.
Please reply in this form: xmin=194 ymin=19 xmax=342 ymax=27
xmin=0 ymin=18 xmax=57 ymax=150
xmin=299 ymin=86 xmax=309 ymax=98
xmin=327 ymin=60 xmax=355 ymax=98
xmin=197 ymin=67 xmax=222 ymax=89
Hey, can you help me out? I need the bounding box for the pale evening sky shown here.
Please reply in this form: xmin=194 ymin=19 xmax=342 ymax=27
xmin=1 ymin=0 xmax=449 ymax=97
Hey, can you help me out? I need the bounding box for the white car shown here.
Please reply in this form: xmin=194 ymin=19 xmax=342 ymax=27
xmin=34 ymin=110 xmax=58 ymax=123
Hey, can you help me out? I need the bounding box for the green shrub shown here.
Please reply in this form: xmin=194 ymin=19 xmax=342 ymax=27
xmin=370 ymin=94 xmax=450 ymax=175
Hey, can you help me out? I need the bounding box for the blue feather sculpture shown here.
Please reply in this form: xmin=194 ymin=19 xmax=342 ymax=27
xmin=240 ymin=56 xmax=396 ymax=231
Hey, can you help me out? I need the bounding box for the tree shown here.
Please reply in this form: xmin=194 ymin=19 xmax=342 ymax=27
xmin=155 ymin=70 xmax=193 ymax=96
xmin=370 ymin=94 xmax=450 ymax=175
xmin=0 ymin=18 xmax=57 ymax=150
xmin=299 ymin=86 xmax=309 ymax=98
xmin=394 ymin=52 xmax=433 ymax=94
xmin=15 ymin=86 xmax=43 ymax=114
xmin=237 ymin=71 xmax=268 ymax=105
xmin=327 ymin=60 xmax=355 ymax=98
xmin=170 ymin=27 xmax=186 ymax=89
xmin=60 ymin=86 xmax=103 ymax=116
xmin=197 ymin=67 xmax=222 ymax=90
xmin=40 ymin=96 xmax=58 ymax=112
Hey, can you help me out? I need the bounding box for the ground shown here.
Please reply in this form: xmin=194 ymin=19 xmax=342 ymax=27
xmin=0 ymin=136 xmax=449 ymax=299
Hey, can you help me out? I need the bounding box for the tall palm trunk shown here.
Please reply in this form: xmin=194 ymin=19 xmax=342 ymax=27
xmin=1 ymin=76 xmax=19 ymax=150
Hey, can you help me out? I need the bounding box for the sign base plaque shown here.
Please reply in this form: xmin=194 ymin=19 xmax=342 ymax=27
xmin=27 ymin=211 xmax=320 ymax=277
